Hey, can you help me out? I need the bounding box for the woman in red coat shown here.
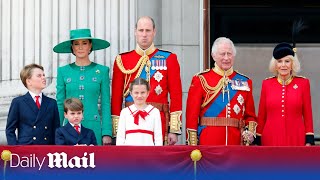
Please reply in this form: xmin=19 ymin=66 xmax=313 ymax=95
xmin=256 ymin=42 xmax=315 ymax=146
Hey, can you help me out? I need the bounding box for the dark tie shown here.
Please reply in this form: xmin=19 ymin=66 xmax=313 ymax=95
xmin=133 ymin=110 xmax=149 ymax=125
xmin=35 ymin=96 xmax=40 ymax=109
xmin=74 ymin=125 xmax=80 ymax=134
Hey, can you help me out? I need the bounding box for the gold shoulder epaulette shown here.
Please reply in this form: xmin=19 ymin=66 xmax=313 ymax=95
xmin=195 ymin=69 xmax=211 ymax=76
xmin=295 ymin=75 xmax=307 ymax=79
xmin=265 ymin=76 xmax=276 ymax=80
xmin=234 ymin=70 xmax=250 ymax=79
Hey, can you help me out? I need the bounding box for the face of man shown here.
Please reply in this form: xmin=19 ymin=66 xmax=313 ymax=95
xmin=135 ymin=17 xmax=156 ymax=50
xmin=212 ymin=42 xmax=235 ymax=71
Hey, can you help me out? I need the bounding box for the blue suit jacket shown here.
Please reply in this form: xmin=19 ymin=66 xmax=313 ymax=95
xmin=55 ymin=123 xmax=97 ymax=145
xmin=6 ymin=92 xmax=60 ymax=145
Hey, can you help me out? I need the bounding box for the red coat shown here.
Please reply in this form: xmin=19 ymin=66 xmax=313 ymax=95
xmin=186 ymin=67 xmax=256 ymax=145
xmin=257 ymin=76 xmax=314 ymax=146
xmin=111 ymin=46 xmax=182 ymax=139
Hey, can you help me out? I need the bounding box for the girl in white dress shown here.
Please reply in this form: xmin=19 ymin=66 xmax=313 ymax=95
xmin=116 ymin=78 xmax=163 ymax=146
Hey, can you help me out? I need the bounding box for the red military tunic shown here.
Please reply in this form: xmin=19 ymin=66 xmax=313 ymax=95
xmin=257 ymin=76 xmax=314 ymax=146
xmin=111 ymin=44 xmax=182 ymax=141
xmin=186 ymin=65 xmax=256 ymax=145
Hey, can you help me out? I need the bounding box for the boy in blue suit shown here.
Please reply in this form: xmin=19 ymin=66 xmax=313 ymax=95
xmin=55 ymin=98 xmax=97 ymax=145
xmin=6 ymin=64 xmax=60 ymax=145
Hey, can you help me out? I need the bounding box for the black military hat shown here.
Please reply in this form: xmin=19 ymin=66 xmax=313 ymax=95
xmin=273 ymin=19 xmax=306 ymax=60
xmin=273 ymin=42 xmax=295 ymax=59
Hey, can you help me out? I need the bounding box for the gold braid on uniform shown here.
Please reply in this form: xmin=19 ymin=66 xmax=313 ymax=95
xmin=112 ymin=115 xmax=120 ymax=137
xmin=198 ymin=75 xmax=224 ymax=108
xmin=186 ymin=129 xmax=197 ymax=145
xmin=248 ymin=121 xmax=258 ymax=138
xmin=169 ymin=111 xmax=182 ymax=134
xmin=116 ymin=55 xmax=150 ymax=97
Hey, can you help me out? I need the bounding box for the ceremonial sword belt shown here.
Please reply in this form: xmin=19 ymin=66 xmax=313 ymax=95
xmin=200 ymin=117 xmax=245 ymax=129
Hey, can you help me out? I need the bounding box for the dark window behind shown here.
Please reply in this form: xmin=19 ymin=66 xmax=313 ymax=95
xmin=210 ymin=1 xmax=320 ymax=44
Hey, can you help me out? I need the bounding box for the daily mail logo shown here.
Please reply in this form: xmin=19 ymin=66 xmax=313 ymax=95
xmin=1 ymin=150 xmax=95 ymax=171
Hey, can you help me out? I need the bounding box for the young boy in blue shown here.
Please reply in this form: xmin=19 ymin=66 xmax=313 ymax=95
xmin=55 ymin=98 xmax=97 ymax=145
xmin=6 ymin=64 xmax=60 ymax=145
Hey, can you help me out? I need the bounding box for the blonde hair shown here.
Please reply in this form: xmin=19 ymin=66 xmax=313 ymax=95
xmin=269 ymin=54 xmax=301 ymax=76
xmin=20 ymin=64 xmax=44 ymax=88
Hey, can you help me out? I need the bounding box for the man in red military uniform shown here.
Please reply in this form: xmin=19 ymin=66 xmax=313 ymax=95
xmin=186 ymin=37 xmax=257 ymax=145
xmin=111 ymin=16 xmax=182 ymax=145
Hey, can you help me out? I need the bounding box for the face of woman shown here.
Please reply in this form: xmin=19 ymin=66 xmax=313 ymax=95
xmin=276 ymin=56 xmax=293 ymax=78
xmin=72 ymin=39 xmax=92 ymax=58
xmin=130 ymin=84 xmax=150 ymax=106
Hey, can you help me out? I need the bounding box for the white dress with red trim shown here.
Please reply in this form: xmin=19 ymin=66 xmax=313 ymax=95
xmin=116 ymin=104 xmax=163 ymax=146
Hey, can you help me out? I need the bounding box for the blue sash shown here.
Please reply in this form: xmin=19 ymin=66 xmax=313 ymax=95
xmin=125 ymin=50 xmax=171 ymax=102
xmin=198 ymin=73 xmax=249 ymax=136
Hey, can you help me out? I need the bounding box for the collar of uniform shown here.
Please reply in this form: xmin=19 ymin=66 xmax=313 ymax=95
xmin=277 ymin=75 xmax=294 ymax=85
xmin=135 ymin=43 xmax=156 ymax=56
xmin=212 ymin=63 xmax=234 ymax=76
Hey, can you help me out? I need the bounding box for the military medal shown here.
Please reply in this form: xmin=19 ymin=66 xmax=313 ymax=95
xmin=154 ymin=71 xmax=164 ymax=82
xmin=163 ymin=60 xmax=167 ymax=70
xmin=155 ymin=85 xmax=163 ymax=95
xmin=151 ymin=60 xmax=156 ymax=70
xmin=230 ymin=79 xmax=250 ymax=91
xmin=237 ymin=94 xmax=244 ymax=105
xmin=159 ymin=60 xmax=164 ymax=70
xmin=155 ymin=60 xmax=159 ymax=70
xmin=233 ymin=104 xmax=241 ymax=115
xmin=293 ymin=84 xmax=298 ymax=89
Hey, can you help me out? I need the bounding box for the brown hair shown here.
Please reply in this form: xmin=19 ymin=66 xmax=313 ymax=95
xmin=20 ymin=63 xmax=44 ymax=88
xmin=129 ymin=78 xmax=150 ymax=92
xmin=64 ymin=98 xmax=84 ymax=113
